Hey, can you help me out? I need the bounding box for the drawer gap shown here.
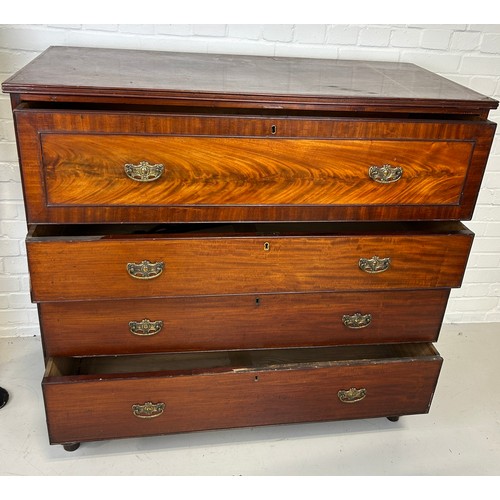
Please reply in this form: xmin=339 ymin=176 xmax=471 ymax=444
xmin=29 ymin=221 xmax=472 ymax=240
xmin=45 ymin=343 xmax=440 ymax=381
xmin=14 ymin=101 xmax=489 ymax=121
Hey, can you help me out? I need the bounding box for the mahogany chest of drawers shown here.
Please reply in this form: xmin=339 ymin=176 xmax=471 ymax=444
xmin=2 ymin=46 xmax=498 ymax=451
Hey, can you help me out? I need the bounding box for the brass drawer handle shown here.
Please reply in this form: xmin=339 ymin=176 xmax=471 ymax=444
xmin=127 ymin=260 xmax=164 ymax=279
xmin=359 ymin=255 xmax=391 ymax=274
xmin=132 ymin=401 xmax=165 ymax=419
xmin=129 ymin=319 xmax=164 ymax=336
xmin=338 ymin=387 xmax=367 ymax=404
xmin=124 ymin=161 xmax=164 ymax=182
xmin=342 ymin=313 xmax=372 ymax=329
xmin=369 ymin=164 xmax=403 ymax=184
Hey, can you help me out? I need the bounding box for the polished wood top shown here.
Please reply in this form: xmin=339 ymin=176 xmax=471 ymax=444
xmin=3 ymin=46 xmax=497 ymax=113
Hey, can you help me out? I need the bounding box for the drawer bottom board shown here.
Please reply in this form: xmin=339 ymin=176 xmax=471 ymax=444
xmin=42 ymin=344 xmax=442 ymax=445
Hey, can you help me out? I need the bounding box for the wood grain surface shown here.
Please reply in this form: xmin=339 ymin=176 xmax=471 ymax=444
xmin=41 ymin=133 xmax=473 ymax=207
xmin=27 ymin=226 xmax=473 ymax=301
xmin=3 ymin=47 xmax=497 ymax=113
xmin=39 ymin=289 xmax=450 ymax=356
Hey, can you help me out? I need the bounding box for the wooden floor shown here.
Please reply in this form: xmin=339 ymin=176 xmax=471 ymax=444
xmin=1 ymin=323 xmax=499 ymax=476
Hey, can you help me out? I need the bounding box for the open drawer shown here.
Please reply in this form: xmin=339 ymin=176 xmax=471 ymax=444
xmin=27 ymin=222 xmax=474 ymax=301
xmin=42 ymin=343 xmax=443 ymax=446
xmin=13 ymin=108 xmax=496 ymax=223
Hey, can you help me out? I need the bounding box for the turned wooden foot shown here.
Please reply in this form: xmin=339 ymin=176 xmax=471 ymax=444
xmin=387 ymin=416 xmax=400 ymax=422
xmin=63 ymin=442 xmax=80 ymax=452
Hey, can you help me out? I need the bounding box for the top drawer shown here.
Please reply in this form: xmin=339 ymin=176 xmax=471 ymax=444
xmin=14 ymin=109 xmax=496 ymax=223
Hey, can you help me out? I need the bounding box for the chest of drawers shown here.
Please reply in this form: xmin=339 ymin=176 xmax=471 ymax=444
xmin=2 ymin=46 xmax=498 ymax=451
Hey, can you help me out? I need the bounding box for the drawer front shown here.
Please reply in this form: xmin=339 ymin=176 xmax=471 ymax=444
xmin=15 ymin=110 xmax=495 ymax=222
xmin=42 ymin=347 xmax=442 ymax=445
xmin=41 ymin=134 xmax=472 ymax=207
xmin=27 ymin=231 xmax=473 ymax=301
xmin=39 ymin=289 xmax=450 ymax=356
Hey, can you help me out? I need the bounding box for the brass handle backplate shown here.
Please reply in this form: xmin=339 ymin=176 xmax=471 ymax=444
xmin=129 ymin=319 xmax=164 ymax=336
xmin=359 ymin=255 xmax=391 ymax=274
xmin=124 ymin=161 xmax=164 ymax=182
xmin=342 ymin=313 xmax=372 ymax=329
xmin=338 ymin=387 xmax=367 ymax=403
xmin=369 ymin=164 xmax=403 ymax=184
xmin=132 ymin=401 xmax=165 ymax=419
xmin=127 ymin=260 xmax=164 ymax=279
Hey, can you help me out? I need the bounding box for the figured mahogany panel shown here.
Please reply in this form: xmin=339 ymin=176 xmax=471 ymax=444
xmin=41 ymin=133 xmax=473 ymax=207
xmin=26 ymin=224 xmax=473 ymax=301
xmin=42 ymin=345 xmax=442 ymax=445
xmin=39 ymin=289 xmax=450 ymax=356
xmin=14 ymin=110 xmax=496 ymax=222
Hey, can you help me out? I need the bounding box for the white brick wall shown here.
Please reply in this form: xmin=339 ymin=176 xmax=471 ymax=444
xmin=0 ymin=24 xmax=499 ymax=337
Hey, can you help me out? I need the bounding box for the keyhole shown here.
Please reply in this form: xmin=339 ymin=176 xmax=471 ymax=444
xmin=271 ymin=124 xmax=277 ymax=135
xmin=264 ymin=242 xmax=270 ymax=251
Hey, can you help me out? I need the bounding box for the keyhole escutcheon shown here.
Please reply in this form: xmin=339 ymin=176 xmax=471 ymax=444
xmin=271 ymin=124 xmax=277 ymax=135
xmin=264 ymin=242 xmax=270 ymax=251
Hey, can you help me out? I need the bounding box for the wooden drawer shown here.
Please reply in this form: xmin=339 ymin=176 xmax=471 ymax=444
xmin=15 ymin=109 xmax=495 ymax=223
xmin=42 ymin=344 xmax=443 ymax=445
xmin=26 ymin=222 xmax=473 ymax=302
xmin=39 ymin=289 xmax=450 ymax=356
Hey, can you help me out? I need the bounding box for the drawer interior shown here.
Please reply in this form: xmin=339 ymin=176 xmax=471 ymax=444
xmin=45 ymin=343 xmax=440 ymax=381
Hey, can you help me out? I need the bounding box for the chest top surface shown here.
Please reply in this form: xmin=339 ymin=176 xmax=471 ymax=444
xmin=2 ymin=46 xmax=497 ymax=113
